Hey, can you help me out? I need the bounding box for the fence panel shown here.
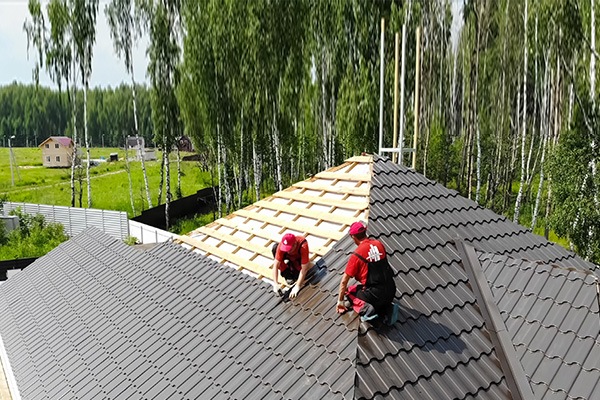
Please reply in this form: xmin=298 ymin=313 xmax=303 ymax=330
xmin=128 ymin=220 xmax=177 ymax=244
xmin=3 ymin=202 xmax=129 ymax=240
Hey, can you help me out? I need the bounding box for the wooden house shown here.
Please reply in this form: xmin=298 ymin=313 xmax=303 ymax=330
xmin=39 ymin=136 xmax=75 ymax=168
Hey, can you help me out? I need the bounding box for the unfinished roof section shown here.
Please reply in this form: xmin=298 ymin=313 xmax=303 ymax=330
xmin=480 ymin=251 xmax=600 ymax=400
xmin=181 ymin=155 xmax=372 ymax=279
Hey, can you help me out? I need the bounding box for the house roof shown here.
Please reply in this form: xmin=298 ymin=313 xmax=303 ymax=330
xmin=0 ymin=154 xmax=598 ymax=400
xmin=0 ymin=228 xmax=359 ymax=399
xmin=38 ymin=136 xmax=73 ymax=148
xmin=478 ymin=251 xmax=600 ymax=399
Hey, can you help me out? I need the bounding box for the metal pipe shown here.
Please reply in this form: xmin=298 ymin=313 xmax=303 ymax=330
xmin=378 ymin=18 xmax=385 ymax=154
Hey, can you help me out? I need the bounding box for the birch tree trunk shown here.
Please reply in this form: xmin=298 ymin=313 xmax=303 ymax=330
xmin=545 ymin=51 xmax=561 ymax=239
xmin=70 ymin=40 xmax=78 ymax=208
xmin=176 ymin=145 xmax=182 ymax=199
xmin=273 ymin=100 xmax=283 ymax=192
xmin=157 ymin=148 xmax=165 ymax=206
xmin=131 ymin=67 xmax=152 ymax=208
xmin=84 ymin=81 xmax=92 ymax=208
xmin=238 ymin=106 xmax=244 ymax=208
xmin=588 ymin=0 xmax=597 ymax=252
xmin=398 ymin=23 xmax=407 ymax=164
xmin=491 ymin=0 xmax=509 ymax=204
xmin=216 ymin=123 xmax=222 ymax=218
xmin=124 ymin=137 xmax=136 ymax=215
xmin=532 ymin=51 xmax=550 ymax=231
xmin=252 ymin=138 xmax=261 ymax=202
xmin=591 ymin=0 xmax=596 ymax=102
xmin=164 ymin=135 xmax=171 ymax=230
xmin=513 ymin=0 xmax=528 ymax=224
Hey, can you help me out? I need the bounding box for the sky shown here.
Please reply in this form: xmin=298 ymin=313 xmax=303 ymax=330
xmin=0 ymin=0 xmax=149 ymax=88
xmin=0 ymin=0 xmax=463 ymax=89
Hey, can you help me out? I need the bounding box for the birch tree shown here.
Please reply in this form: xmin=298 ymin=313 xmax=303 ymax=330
xmin=513 ymin=0 xmax=528 ymax=223
xmin=146 ymin=0 xmax=180 ymax=228
xmin=106 ymin=0 xmax=153 ymax=209
xmin=73 ymin=0 xmax=98 ymax=208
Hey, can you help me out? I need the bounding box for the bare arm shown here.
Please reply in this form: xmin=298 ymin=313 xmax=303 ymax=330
xmin=336 ymin=273 xmax=351 ymax=313
xmin=272 ymin=259 xmax=280 ymax=286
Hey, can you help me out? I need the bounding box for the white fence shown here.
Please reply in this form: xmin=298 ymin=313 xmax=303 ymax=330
xmin=128 ymin=220 xmax=178 ymax=244
xmin=3 ymin=201 xmax=177 ymax=245
xmin=3 ymin=202 xmax=129 ymax=240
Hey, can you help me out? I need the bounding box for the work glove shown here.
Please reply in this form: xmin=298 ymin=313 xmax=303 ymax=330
xmin=272 ymin=283 xmax=282 ymax=296
xmin=289 ymin=285 xmax=300 ymax=299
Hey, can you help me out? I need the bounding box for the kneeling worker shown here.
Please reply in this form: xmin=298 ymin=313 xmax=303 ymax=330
xmin=336 ymin=221 xmax=396 ymax=321
xmin=272 ymin=233 xmax=312 ymax=298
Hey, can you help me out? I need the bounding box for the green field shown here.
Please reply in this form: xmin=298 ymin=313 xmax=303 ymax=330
xmin=1 ymin=147 xmax=212 ymax=218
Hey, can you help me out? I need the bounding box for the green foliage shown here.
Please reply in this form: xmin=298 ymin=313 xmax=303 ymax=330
xmin=549 ymin=101 xmax=600 ymax=262
xmin=124 ymin=236 xmax=139 ymax=245
xmin=169 ymin=212 xmax=216 ymax=236
xmin=0 ymin=209 xmax=69 ymax=260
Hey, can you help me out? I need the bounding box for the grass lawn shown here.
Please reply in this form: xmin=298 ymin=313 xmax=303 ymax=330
xmin=1 ymin=147 xmax=212 ymax=218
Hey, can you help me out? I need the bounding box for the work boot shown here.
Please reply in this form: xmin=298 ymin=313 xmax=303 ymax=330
xmin=359 ymin=303 xmax=378 ymax=322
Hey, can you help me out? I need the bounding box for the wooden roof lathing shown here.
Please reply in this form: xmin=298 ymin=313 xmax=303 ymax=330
xmin=178 ymin=155 xmax=373 ymax=280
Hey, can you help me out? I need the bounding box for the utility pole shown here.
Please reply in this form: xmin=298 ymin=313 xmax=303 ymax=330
xmin=378 ymin=18 xmax=385 ymax=154
xmin=9 ymin=135 xmax=15 ymax=186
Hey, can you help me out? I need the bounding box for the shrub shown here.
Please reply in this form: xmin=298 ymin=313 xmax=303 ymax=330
xmin=0 ymin=209 xmax=69 ymax=260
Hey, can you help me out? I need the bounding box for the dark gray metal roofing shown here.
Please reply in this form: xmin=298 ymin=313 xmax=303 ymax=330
xmin=352 ymin=155 xmax=513 ymax=399
xmin=352 ymin=155 xmax=598 ymax=400
xmin=480 ymin=251 xmax=600 ymax=400
xmin=0 ymin=227 xmax=358 ymax=400
xmin=1 ymin=154 xmax=598 ymax=400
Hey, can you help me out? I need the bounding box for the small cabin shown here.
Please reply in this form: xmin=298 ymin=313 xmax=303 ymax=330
xmin=39 ymin=136 xmax=75 ymax=168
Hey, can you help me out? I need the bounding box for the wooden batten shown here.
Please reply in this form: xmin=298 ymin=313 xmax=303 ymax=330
xmin=183 ymin=156 xmax=373 ymax=280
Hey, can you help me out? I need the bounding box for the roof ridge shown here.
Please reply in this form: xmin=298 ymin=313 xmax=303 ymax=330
xmin=456 ymin=241 xmax=535 ymax=399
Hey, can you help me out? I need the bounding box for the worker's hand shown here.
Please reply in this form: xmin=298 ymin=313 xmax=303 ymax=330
xmin=336 ymin=301 xmax=348 ymax=314
xmin=272 ymin=283 xmax=282 ymax=295
xmin=289 ymin=285 xmax=300 ymax=299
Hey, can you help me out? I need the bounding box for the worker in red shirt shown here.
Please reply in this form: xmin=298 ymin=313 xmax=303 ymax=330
xmin=336 ymin=221 xmax=396 ymax=322
xmin=272 ymin=233 xmax=312 ymax=298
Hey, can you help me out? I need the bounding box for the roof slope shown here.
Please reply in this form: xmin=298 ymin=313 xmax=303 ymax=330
xmin=180 ymin=156 xmax=371 ymax=279
xmin=351 ymin=155 xmax=598 ymax=399
xmin=38 ymin=136 xmax=73 ymax=148
xmin=479 ymin=251 xmax=600 ymax=400
xmin=0 ymin=228 xmax=358 ymax=399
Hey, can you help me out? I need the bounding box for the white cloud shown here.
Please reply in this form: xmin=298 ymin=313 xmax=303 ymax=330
xmin=0 ymin=0 xmax=149 ymax=88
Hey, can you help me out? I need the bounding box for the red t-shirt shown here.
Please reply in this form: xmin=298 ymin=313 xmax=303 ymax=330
xmin=345 ymin=238 xmax=387 ymax=285
xmin=275 ymin=235 xmax=309 ymax=271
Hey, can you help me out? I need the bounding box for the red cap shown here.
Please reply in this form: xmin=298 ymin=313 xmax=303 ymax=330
xmin=349 ymin=221 xmax=366 ymax=235
xmin=280 ymin=233 xmax=296 ymax=252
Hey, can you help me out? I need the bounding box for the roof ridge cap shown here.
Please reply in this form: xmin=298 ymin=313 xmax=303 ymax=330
xmin=455 ymin=241 xmax=535 ymax=400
